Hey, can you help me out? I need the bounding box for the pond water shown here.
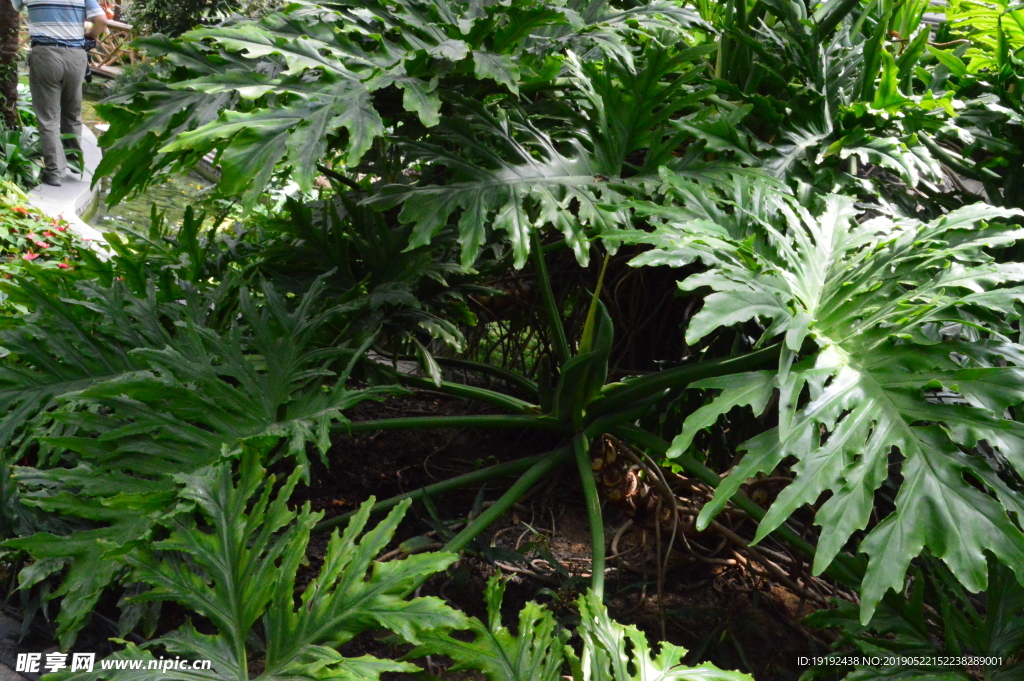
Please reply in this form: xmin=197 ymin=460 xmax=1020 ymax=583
xmin=80 ymin=97 xmax=214 ymax=233
xmin=88 ymin=174 xmax=212 ymax=232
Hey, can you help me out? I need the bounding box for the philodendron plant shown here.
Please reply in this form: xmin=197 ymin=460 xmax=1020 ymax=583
xmin=321 ymin=178 xmax=1024 ymax=624
xmin=51 ymin=451 xmax=753 ymax=681
xmin=9 ymin=175 xmax=1024 ymax=651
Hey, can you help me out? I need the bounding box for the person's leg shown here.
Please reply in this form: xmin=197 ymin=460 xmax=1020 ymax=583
xmin=59 ymin=49 xmax=87 ymax=177
xmin=28 ymin=47 xmax=67 ymax=183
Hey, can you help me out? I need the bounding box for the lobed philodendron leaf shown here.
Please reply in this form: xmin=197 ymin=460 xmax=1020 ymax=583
xmin=803 ymin=558 xmax=1024 ymax=679
xmin=472 ymin=51 xmax=521 ymax=94
xmin=369 ymin=102 xmax=625 ymax=268
xmin=571 ymin=590 xmax=754 ymax=681
xmin=0 ymin=277 xmax=174 ymax=455
xmin=628 ymin=178 xmax=1024 ymax=622
xmin=3 ymin=277 xmax=395 ymax=646
xmin=820 ymin=131 xmax=942 ymax=189
xmin=54 ymin=452 xmax=464 ymax=681
xmin=5 ymin=521 xmax=151 ymax=650
xmin=96 ymin=0 xmax=699 ymax=208
xmin=666 ymin=371 xmax=777 ymax=458
xmin=43 ymin=278 xmax=395 ymax=480
xmin=675 ymin=105 xmax=761 ymax=165
xmin=370 ymin=42 xmax=721 ymax=269
xmin=414 ymin=575 xmax=752 ymax=681
xmin=410 ymin=575 xmax=567 ymax=681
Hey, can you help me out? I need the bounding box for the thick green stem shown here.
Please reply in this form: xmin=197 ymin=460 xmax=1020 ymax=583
xmin=919 ymin=133 xmax=1001 ymax=183
xmin=706 ymin=93 xmax=740 ymax=111
xmin=724 ymin=0 xmax=747 ymax=82
xmin=613 ymin=425 xmax=863 ymax=589
xmin=815 ymin=0 xmax=862 ymax=40
xmin=531 ymin=231 xmax=571 ymax=366
xmin=573 ymin=433 xmax=605 ymax=599
xmin=371 ymin=352 xmax=539 ymax=398
xmin=334 ymin=414 xmax=567 ymax=435
xmin=397 ymin=374 xmax=539 ymax=414
xmin=590 ymin=345 xmax=782 ymax=418
xmin=578 ymin=252 xmax=610 ymax=355
xmin=583 ymin=392 xmax=666 ymax=438
xmin=433 ymin=357 xmax=539 ymax=397
xmin=441 ymin=448 xmax=573 ymax=555
xmin=312 ymin=453 xmax=554 ymax=535
xmin=400 ymin=449 xmax=573 ymax=597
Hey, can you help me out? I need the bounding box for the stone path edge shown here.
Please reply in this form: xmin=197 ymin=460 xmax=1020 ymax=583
xmin=25 ymin=127 xmax=106 ymax=245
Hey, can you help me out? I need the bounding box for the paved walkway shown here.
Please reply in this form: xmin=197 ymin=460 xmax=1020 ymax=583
xmin=0 ymin=664 xmax=23 ymax=681
xmin=26 ymin=127 xmax=106 ymax=245
xmin=0 ymin=616 xmax=31 ymax=681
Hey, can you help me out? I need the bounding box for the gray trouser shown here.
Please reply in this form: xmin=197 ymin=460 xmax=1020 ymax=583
xmin=28 ymin=45 xmax=88 ymax=179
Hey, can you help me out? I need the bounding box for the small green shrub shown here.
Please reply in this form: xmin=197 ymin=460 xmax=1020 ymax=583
xmin=0 ymin=127 xmax=42 ymax=190
xmin=15 ymin=83 xmax=36 ymax=128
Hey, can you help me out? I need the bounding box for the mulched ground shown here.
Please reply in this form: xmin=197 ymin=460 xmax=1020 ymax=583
xmin=5 ymin=390 xmax=837 ymax=681
xmin=299 ymin=391 xmax=838 ymax=681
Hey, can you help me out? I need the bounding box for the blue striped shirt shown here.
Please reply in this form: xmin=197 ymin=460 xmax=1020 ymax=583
xmin=12 ymin=0 xmax=105 ymax=48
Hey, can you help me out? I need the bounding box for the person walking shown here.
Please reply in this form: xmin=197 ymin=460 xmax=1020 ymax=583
xmin=11 ymin=0 xmax=106 ymax=186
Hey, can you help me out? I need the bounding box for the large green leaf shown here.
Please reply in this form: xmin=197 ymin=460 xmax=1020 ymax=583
xmin=370 ymin=44 xmax=718 ymax=269
xmin=708 ymin=5 xmax=953 ymax=208
xmin=43 ymin=278 xmax=393 ymax=478
xmin=804 ymin=558 xmax=1024 ymax=680
xmin=2 ymin=277 xmax=391 ymax=646
xmin=410 ymin=575 xmax=567 ymax=681
xmin=97 ymin=0 xmax=700 ymax=207
xmin=0 ymin=275 xmax=207 ymax=457
xmin=571 ymin=590 xmax=754 ymax=681
xmin=413 ymin=575 xmax=751 ymax=681
xmin=628 ymin=181 xmax=1024 ymax=622
xmin=6 ymin=520 xmax=152 ymax=649
xmin=821 ymin=130 xmax=942 ymax=189
xmin=53 ymin=452 xmax=464 ymax=681
xmin=370 ymin=103 xmax=617 ymax=268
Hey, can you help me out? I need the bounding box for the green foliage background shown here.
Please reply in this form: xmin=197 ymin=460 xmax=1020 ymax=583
xmin=3 ymin=1 xmax=1024 ymax=680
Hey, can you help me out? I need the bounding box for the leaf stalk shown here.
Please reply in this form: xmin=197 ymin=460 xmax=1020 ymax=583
xmin=311 ymin=452 xmax=558 ymax=535
xmin=335 ymin=414 xmax=567 ymax=434
xmin=614 ymin=425 xmax=864 ymax=589
xmin=590 ymin=345 xmax=782 ymax=417
xmin=573 ymin=433 xmax=606 ymax=599
xmin=531 ymin=231 xmax=571 ymax=366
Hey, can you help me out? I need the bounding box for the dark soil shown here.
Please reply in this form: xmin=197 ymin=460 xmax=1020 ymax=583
xmin=301 ymin=391 xmax=836 ymax=681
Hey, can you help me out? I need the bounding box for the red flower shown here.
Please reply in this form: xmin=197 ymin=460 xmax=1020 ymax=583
xmin=13 ymin=206 xmax=29 ymax=216
xmin=22 ymin=253 xmax=39 ymax=261
xmin=35 ymin=241 xmax=50 ymax=248
xmin=56 ymin=225 xmax=67 ymax=232
xmin=42 ymin=231 xmax=55 ymax=237
xmin=57 ymin=263 xmax=71 ymax=269
xmin=26 ymin=232 xmax=38 ymax=240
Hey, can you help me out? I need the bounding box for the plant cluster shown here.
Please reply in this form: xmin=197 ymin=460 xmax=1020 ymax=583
xmin=1 ymin=84 xmax=46 ymax=189
xmin=0 ymin=179 xmax=88 ymax=285
xmin=2 ymin=1 xmax=1024 ymax=680
xmin=119 ymin=0 xmax=283 ymax=37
